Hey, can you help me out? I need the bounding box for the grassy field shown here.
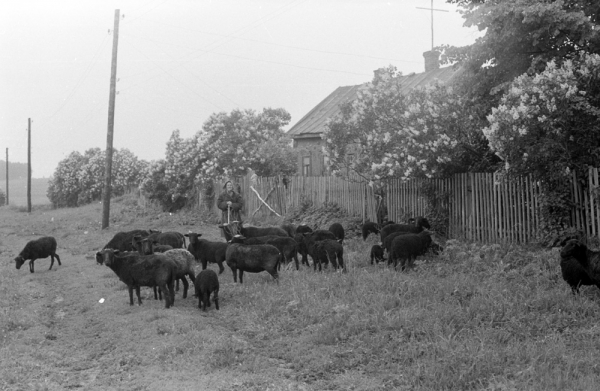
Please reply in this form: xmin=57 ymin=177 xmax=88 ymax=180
xmin=3 ymin=177 xmax=51 ymax=206
xmin=1 ymin=195 xmax=600 ymax=390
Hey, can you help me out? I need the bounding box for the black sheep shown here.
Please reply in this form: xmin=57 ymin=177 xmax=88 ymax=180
xmin=195 ymin=269 xmax=219 ymax=311
xmin=295 ymin=224 xmax=313 ymax=235
xmin=147 ymin=231 xmax=186 ymax=249
xmin=281 ymin=223 xmax=297 ymax=238
xmin=239 ymin=235 xmax=300 ymax=271
xmin=328 ymin=223 xmax=345 ymax=244
xmin=293 ymin=233 xmax=310 ymax=267
xmin=370 ymin=244 xmax=385 ymax=264
xmin=314 ymin=239 xmax=345 ymax=272
xmin=103 ymin=229 xmax=156 ymax=252
xmin=389 ymin=230 xmax=433 ymax=271
xmin=362 ymin=222 xmax=380 ymax=241
xmin=186 ymin=234 xmax=228 ymax=274
xmin=239 ymin=225 xmax=289 ymax=239
xmin=559 ymin=239 xmax=600 ymax=294
xmin=15 ymin=236 xmax=61 ymax=273
xmin=226 ymin=236 xmax=280 ymax=283
xmin=301 ymin=232 xmax=344 ymax=272
xmin=96 ymin=249 xmax=176 ymax=308
xmin=380 ymin=216 xmax=431 ymax=243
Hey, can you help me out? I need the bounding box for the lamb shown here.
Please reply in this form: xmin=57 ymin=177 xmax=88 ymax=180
xmin=195 ymin=269 xmax=220 ymax=311
xmin=14 ymin=236 xmax=61 ymax=273
xmin=328 ymin=223 xmax=345 ymax=244
xmin=226 ymin=235 xmax=280 ymax=283
xmin=559 ymin=239 xmax=600 ymax=294
xmin=389 ymin=230 xmax=433 ymax=271
xmin=237 ymin=235 xmax=300 ymax=271
xmin=96 ymin=248 xmax=176 ymax=308
xmin=147 ymin=231 xmax=186 ymax=249
xmin=380 ymin=216 xmax=431 ymax=243
xmin=362 ymin=222 xmax=380 ymax=241
xmin=370 ymin=244 xmax=385 ymax=264
xmin=186 ymin=233 xmax=228 ymax=274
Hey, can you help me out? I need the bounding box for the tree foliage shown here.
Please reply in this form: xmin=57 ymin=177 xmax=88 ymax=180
xmin=47 ymin=148 xmax=146 ymax=208
xmin=322 ymin=66 xmax=498 ymax=184
xmin=442 ymin=0 xmax=600 ymax=99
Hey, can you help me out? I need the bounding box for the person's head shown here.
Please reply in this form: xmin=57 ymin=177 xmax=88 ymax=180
xmin=224 ymin=180 xmax=233 ymax=192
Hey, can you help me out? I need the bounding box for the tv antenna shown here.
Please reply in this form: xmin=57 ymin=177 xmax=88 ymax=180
xmin=416 ymin=0 xmax=449 ymax=50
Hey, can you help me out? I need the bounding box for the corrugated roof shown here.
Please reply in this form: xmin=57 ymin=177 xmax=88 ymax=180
xmin=287 ymin=66 xmax=458 ymax=138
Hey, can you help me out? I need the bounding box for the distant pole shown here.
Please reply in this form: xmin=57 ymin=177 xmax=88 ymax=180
xmin=5 ymin=148 xmax=8 ymax=205
xmin=27 ymin=118 xmax=31 ymax=213
xmin=102 ymin=9 xmax=120 ymax=229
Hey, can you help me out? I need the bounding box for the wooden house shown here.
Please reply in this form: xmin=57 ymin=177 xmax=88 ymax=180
xmin=287 ymin=51 xmax=460 ymax=176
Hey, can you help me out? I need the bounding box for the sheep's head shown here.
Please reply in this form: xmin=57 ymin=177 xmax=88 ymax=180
xmin=184 ymin=232 xmax=202 ymax=245
xmin=560 ymin=239 xmax=587 ymax=260
xmin=416 ymin=216 xmax=431 ymax=230
xmin=97 ymin=249 xmax=118 ymax=266
xmin=14 ymin=256 xmax=25 ymax=270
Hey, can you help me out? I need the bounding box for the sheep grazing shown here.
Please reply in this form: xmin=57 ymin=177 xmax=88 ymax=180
xmin=147 ymin=231 xmax=186 ymax=249
xmin=301 ymin=231 xmax=344 ymax=272
xmin=186 ymin=233 xmax=228 ymax=274
xmin=328 ymin=223 xmax=345 ymax=244
xmin=295 ymin=224 xmax=313 ymax=235
xmin=380 ymin=216 xmax=431 ymax=243
xmin=226 ymin=235 xmax=280 ymax=284
xmin=162 ymin=249 xmax=197 ymax=299
xmin=389 ymin=230 xmax=433 ymax=271
xmin=195 ymin=269 xmax=220 ymax=311
xmin=370 ymin=244 xmax=385 ymax=264
xmin=15 ymin=236 xmax=61 ymax=273
xmin=103 ymin=229 xmax=156 ymax=252
xmin=239 ymin=225 xmax=289 ymax=239
xmin=237 ymin=235 xmax=300 ymax=271
xmin=96 ymin=249 xmax=176 ymax=308
xmin=293 ymin=233 xmax=310 ymax=267
xmin=281 ymin=223 xmax=297 ymax=238
xmin=362 ymin=222 xmax=380 ymax=241
xmin=559 ymin=239 xmax=600 ymax=294
xmin=313 ymin=239 xmax=345 ymax=272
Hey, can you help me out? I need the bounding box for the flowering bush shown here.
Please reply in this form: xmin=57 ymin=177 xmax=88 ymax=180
xmin=323 ymin=65 xmax=496 ymax=184
xmin=48 ymin=148 xmax=147 ymax=208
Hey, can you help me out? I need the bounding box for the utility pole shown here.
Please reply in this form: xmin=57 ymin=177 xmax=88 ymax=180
xmin=27 ymin=118 xmax=31 ymax=213
xmin=102 ymin=9 xmax=120 ymax=229
xmin=5 ymin=148 xmax=8 ymax=205
xmin=416 ymin=0 xmax=449 ymax=50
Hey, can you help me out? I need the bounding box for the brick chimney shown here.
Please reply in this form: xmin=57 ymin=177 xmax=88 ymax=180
xmin=423 ymin=50 xmax=440 ymax=72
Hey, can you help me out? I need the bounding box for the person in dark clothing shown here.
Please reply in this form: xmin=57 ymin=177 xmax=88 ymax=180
xmin=217 ymin=180 xmax=244 ymax=237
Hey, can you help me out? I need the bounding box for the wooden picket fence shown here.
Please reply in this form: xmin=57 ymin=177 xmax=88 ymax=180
xmin=198 ymin=167 xmax=600 ymax=244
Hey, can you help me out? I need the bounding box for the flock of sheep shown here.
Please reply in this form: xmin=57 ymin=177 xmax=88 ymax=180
xmin=15 ymin=215 xmax=600 ymax=311
xmin=12 ymin=216 xmax=444 ymax=311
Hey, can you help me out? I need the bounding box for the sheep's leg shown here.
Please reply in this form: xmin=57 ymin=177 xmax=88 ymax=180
xmin=202 ymin=260 xmax=208 ymax=270
xmin=135 ymin=286 xmax=143 ymax=305
xmin=55 ymin=253 xmax=61 ymax=266
xmin=293 ymin=252 xmax=299 ymax=271
xmin=230 ymin=267 xmax=237 ymax=283
xmin=175 ymin=279 xmax=180 ymax=292
xmin=180 ymin=277 xmax=189 ymax=299
xmin=338 ymin=253 xmax=346 ymax=272
xmin=127 ymin=285 xmax=135 ymax=305
xmin=197 ymin=291 xmax=204 ymax=309
xmin=49 ymin=256 xmax=55 ymax=270
xmin=217 ymin=262 xmax=225 ymax=274
xmin=29 ymin=259 xmax=36 ymax=273
xmin=160 ymin=284 xmax=171 ymax=308
xmin=239 ymin=270 xmax=244 ymax=284
xmin=214 ymin=290 xmax=219 ymax=310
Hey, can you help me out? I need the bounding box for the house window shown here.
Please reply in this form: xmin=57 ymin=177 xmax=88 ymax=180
xmin=302 ymin=156 xmax=311 ymax=176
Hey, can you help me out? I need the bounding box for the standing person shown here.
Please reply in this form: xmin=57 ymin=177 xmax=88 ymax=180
xmin=217 ymin=180 xmax=244 ymax=237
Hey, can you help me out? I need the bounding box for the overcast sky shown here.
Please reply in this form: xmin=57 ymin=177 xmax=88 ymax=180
xmin=0 ymin=0 xmax=481 ymax=178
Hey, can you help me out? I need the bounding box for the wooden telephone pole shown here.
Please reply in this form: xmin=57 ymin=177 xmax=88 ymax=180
xmin=102 ymin=9 xmax=120 ymax=229
xmin=27 ymin=118 xmax=31 ymax=213
xmin=5 ymin=148 xmax=8 ymax=206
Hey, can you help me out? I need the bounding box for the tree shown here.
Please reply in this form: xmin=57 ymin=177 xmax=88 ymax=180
xmin=47 ymin=151 xmax=86 ymax=208
xmin=442 ymin=0 xmax=600 ymax=100
xmin=322 ymin=66 xmax=498 ymax=184
xmin=484 ymin=53 xmax=600 ymax=242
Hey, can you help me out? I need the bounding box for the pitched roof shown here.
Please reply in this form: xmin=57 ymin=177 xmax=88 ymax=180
xmin=287 ymin=65 xmax=459 ymax=139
